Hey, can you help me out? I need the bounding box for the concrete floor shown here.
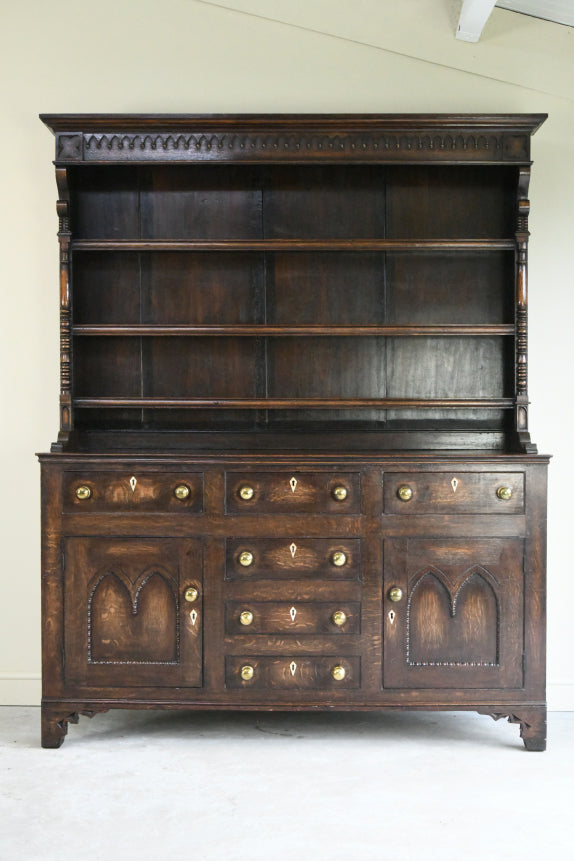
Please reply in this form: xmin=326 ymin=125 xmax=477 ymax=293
xmin=1 ymin=708 xmax=572 ymax=861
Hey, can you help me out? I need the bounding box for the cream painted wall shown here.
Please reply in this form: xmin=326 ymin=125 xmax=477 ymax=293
xmin=0 ymin=0 xmax=572 ymax=707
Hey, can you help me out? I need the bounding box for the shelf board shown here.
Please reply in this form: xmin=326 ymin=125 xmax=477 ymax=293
xmin=71 ymin=239 xmax=516 ymax=252
xmin=73 ymin=324 xmax=515 ymax=337
xmin=74 ymin=397 xmax=515 ymax=410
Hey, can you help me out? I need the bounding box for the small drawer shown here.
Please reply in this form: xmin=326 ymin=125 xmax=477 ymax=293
xmin=226 ymin=538 xmax=361 ymax=581
xmin=383 ymin=472 xmax=524 ymax=514
xmin=63 ymin=471 xmax=203 ymax=513
xmin=226 ymin=471 xmax=360 ymax=514
xmin=225 ymin=655 xmax=360 ymax=690
xmin=225 ymin=601 xmax=360 ymax=635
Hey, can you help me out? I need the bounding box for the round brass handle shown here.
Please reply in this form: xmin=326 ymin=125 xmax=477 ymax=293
xmin=388 ymin=586 xmax=403 ymax=603
xmin=332 ymin=486 xmax=348 ymax=501
xmin=497 ymin=486 xmax=512 ymax=501
xmin=331 ymin=610 xmax=347 ymax=627
xmin=239 ymin=551 xmax=254 ymax=567
xmin=240 ymin=664 xmax=254 ymax=681
xmin=239 ymin=610 xmax=254 ymax=626
xmin=174 ymin=484 xmax=191 ymax=500
xmin=184 ymin=586 xmax=199 ymax=603
xmin=331 ymin=665 xmax=346 ymax=681
xmin=75 ymin=485 xmax=92 ymax=500
xmin=397 ymin=485 xmax=413 ymax=502
xmin=332 ymin=551 xmax=347 ymax=567
xmin=239 ymin=485 xmax=254 ymax=501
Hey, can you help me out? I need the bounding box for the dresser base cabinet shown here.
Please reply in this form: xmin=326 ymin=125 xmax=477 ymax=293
xmin=39 ymin=113 xmax=548 ymax=748
xmin=40 ymin=456 xmax=548 ymax=750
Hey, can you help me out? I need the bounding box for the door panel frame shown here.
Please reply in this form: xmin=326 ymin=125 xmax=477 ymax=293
xmin=383 ymin=537 xmax=524 ymax=689
xmin=63 ymin=536 xmax=203 ymax=688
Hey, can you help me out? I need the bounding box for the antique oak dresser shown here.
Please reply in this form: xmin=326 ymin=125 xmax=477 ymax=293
xmin=38 ymin=114 xmax=549 ymax=748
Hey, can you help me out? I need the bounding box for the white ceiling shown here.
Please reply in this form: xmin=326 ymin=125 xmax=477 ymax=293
xmin=496 ymin=1 xmax=574 ymax=27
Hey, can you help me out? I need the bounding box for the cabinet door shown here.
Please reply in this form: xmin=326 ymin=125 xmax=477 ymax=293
xmin=383 ymin=538 xmax=524 ymax=689
xmin=63 ymin=537 xmax=202 ymax=687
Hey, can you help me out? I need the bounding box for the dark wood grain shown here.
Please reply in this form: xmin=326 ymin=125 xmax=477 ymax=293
xmin=62 ymin=471 xmax=203 ymax=513
xmin=141 ymin=337 xmax=258 ymax=399
xmin=72 ymin=238 xmax=516 ymax=250
xmin=39 ymin=114 xmax=548 ymax=749
xmin=140 ymin=165 xmax=261 ymax=240
xmin=224 ymin=537 xmax=362 ymax=579
xmin=263 ymin=165 xmax=386 ymax=239
xmin=73 ymin=336 xmax=141 ymax=398
xmin=72 ymin=324 xmax=516 ymax=336
xmin=383 ymin=537 xmax=524 ymax=689
xmin=73 ymin=396 xmax=515 ymax=409
xmin=71 ymin=167 xmax=140 ymax=239
xmin=140 ymin=252 xmax=263 ymax=325
xmin=385 ymin=166 xmax=516 ymax=239
xmin=41 ymin=113 xmax=548 ymax=133
xmin=225 ymin=471 xmax=360 ymax=515
xmin=224 ymin=601 xmax=361 ymax=635
xmin=225 ymin=655 xmax=361 ymax=690
xmin=386 ymin=336 xmax=511 ymax=399
xmin=386 ymin=252 xmax=515 ymax=325
xmin=73 ymin=252 xmax=141 ymax=325
xmin=382 ymin=471 xmax=524 ymax=514
xmin=63 ymin=537 xmax=203 ymax=688
xmin=268 ymin=337 xmax=387 ymax=403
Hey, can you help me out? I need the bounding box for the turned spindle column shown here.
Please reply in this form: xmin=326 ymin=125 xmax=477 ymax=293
xmin=51 ymin=167 xmax=72 ymax=452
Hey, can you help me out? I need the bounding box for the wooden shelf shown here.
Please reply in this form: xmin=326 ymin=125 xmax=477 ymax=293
xmin=74 ymin=397 xmax=515 ymax=410
xmin=73 ymin=324 xmax=516 ymax=337
xmin=71 ymin=239 xmax=516 ymax=252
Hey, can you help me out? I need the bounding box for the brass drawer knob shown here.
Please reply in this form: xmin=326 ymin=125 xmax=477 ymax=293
xmin=388 ymin=586 xmax=403 ymax=603
xmin=240 ymin=665 xmax=254 ymax=681
xmin=239 ymin=551 xmax=254 ymax=567
xmin=184 ymin=586 xmax=199 ymax=603
xmin=75 ymin=485 xmax=92 ymax=500
xmin=174 ymin=484 xmax=191 ymax=500
xmin=332 ymin=551 xmax=347 ymax=567
xmin=331 ymin=665 xmax=346 ymax=681
xmin=332 ymin=485 xmax=348 ymax=501
xmin=239 ymin=610 xmax=254 ymax=626
xmin=331 ymin=610 xmax=347 ymax=627
xmin=239 ymin=485 xmax=254 ymax=500
xmin=497 ymin=486 xmax=512 ymax=501
xmin=397 ymin=485 xmax=413 ymax=502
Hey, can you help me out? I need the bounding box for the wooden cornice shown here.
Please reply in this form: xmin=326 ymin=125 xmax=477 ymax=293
xmin=40 ymin=113 xmax=547 ymax=133
xmin=40 ymin=113 xmax=547 ymax=165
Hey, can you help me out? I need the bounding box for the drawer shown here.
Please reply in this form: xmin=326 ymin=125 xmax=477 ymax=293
xmin=63 ymin=471 xmax=203 ymax=513
xmin=383 ymin=472 xmax=524 ymax=514
xmin=226 ymin=471 xmax=360 ymax=514
xmin=225 ymin=655 xmax=360 ymax=690
xmin=225 ymin=601 xmax=360 ymax=635
xmin=225 ymin=538 xmax=361 ymax=581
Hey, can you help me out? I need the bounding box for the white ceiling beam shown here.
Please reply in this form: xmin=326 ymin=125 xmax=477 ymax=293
xmin=497 ymin=2 xmax=574 ymax=28
xmin=456 ymin=0 xmax=498 ymax=41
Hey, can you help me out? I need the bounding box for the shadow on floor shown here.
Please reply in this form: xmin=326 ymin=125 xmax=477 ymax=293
xmin=31 ymin=707 xmax=523 ymax=750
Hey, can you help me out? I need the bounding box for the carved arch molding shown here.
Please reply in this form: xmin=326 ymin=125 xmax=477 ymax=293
xmin=88 ymin=566 xmax=179 ymax=665
xmin=53 ymin=131 xmax=530 ymax=163
xmin=407 ymin=565 xmax=500 ymax=667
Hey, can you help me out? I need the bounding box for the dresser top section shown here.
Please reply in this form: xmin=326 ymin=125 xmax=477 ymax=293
xmin=40 ymin=113 xmax=547 ymax=165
